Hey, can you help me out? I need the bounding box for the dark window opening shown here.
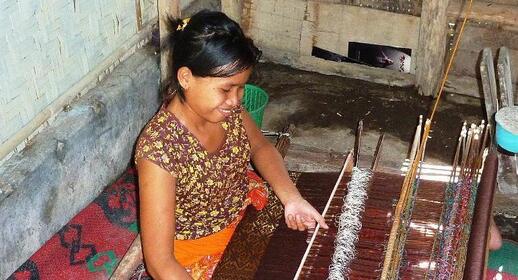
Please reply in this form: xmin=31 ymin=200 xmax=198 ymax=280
xmin=348 ymin=42 xmax=412 ymax=73
xmin=311 ymin=43 xmax=412 ymax=73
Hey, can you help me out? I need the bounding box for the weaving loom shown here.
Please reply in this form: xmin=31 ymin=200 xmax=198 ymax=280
xmin=213 ymin=119 xmax=498 ymax=280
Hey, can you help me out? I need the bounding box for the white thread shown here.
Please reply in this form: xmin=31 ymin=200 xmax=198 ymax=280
xmin=328 ymin=167 xmax=372 ymax=280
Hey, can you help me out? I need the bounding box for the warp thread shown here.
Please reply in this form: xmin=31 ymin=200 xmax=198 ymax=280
xmin=435 ymin=177 xmax=478 ymax=280
xmin=393 ymin=177 xmax=421 ymax=278
xmin=432 ymin=121 xmax=486 ymax=279
xmin=328 ymin=167 xmax=372 ymax=280
xmin=453 ymin=180 xmax=478 ymax=279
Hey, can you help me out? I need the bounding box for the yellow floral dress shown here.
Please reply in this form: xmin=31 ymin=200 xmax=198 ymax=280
xmin=133 ymin=105 xmax=269 ymax=279
xmin=135 ymin=104 xmax=251 ymax=240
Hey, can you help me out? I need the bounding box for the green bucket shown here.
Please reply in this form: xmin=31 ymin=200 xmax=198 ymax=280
xmin=242 ymin=84 xmax=269 ymax=128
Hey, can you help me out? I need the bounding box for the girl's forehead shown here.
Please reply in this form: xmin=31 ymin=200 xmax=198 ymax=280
xmin=205 ymin=69 xmax=252 ymax=85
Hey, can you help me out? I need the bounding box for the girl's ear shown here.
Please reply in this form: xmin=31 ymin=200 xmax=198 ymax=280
xmin=177 ymin=66 xmax=193 ymax=90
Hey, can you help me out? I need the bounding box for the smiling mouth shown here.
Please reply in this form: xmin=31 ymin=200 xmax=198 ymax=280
xmin=219 ymin=108 xmax=233 ymax=116
xmin=220 ymin=105 xmax=242 ymax=115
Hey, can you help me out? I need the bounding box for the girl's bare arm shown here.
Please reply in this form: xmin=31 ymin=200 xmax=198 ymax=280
xmin=137 ymin=159 xmax=193 ymax=280
xmin=242 ymin=111 xmax=328 ymax=231
xmin=242 ymin=112 xmax=301 ymax=205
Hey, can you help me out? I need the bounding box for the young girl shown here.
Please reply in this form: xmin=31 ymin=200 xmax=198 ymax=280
xmin=135 ymin=11 xmax=328 ymax=279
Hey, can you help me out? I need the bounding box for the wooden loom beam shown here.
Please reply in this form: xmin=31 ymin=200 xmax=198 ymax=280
xmin=463 ymin=151 xmax=498 ymax=280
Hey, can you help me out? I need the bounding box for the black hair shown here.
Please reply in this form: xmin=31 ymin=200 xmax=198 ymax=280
xmin=161 ymin=10 xmax=262 ymax=101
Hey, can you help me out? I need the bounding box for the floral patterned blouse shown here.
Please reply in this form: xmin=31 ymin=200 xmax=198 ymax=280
xmin=135 ymin=105 xmax=251 ymax=240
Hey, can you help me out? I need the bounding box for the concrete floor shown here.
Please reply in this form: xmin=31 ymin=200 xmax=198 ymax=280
xmin=249 ymin=62 xmax=518 ymax=241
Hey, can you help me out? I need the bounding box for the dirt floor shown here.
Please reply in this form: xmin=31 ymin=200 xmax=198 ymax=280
xmin=251 ymin=62 xmax=484 ymax=167
xmin=249 ymin=62 xmax=518 ymax=241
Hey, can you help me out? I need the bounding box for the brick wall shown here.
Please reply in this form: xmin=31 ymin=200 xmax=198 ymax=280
xmin=0 ymin=0 xmax=158 ymax=147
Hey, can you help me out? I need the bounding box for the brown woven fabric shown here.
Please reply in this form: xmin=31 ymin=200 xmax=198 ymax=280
xmin=212 ymin=172 xmax=302 ymax=280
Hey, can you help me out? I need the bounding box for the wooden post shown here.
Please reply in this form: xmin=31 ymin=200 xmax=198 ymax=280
xmin=158 ymin=0 xmax=180 ymax=83
xmin=416 ymin=0 xmax=449 ymax=96
xmin=135 ymin=0 xmax=143 ymax=32
xmin=221 ymin=0 xmax=244 ymax=25
xmin=240 ymin=0 xmax=253 ymax=35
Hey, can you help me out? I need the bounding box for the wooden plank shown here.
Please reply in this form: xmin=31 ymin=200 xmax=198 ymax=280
xmin=110 ymin=237 xmax=143 ymax=279
xmin=416 ymin=0 xmax=449 ymax=96
xmin=445 ymin=74 xmax=482 ymax=98
xmin=221 ymin=0 xmax=244 ymax=25
xmin=341 ymin=0 xmax=423 ymax=16
xmin=135 ymin=0 xmax=143 ymax=31
xmin=497 ymin=47 xmax=515 ymax=107
xmin=480 ymin=48 xmax=499 ymax=121
xmin=455 ymin=25 xmax=518 ymax=52
xmin=158 ymin=0 xmax=180 ymax=83
xmin=260 ymin=47 xmax=416 ymax=88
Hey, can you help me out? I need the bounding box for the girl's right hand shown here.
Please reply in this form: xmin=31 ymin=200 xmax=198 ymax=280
xmin=284 ymin=196 xmax=328 ymax=231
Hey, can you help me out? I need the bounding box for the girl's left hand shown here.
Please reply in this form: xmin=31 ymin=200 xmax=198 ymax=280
xmin=284 ymin=196 xmax=329 ymax=231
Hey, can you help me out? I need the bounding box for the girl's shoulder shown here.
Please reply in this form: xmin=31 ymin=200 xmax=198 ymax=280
xmin=137 ymin=105 xmax=182 ymax=145
xmin=142 ymin=105 xmax=182 ymax=137
xmin=134 ymin=106 xmax=181 ymax=174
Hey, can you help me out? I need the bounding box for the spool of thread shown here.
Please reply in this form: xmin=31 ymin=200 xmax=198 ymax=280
xmin=495 ymin=106 xmax=518 ymax=153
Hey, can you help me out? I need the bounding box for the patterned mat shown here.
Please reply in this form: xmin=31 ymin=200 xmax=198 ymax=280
xmin=8 ymin=168 xmax=139 ymax=280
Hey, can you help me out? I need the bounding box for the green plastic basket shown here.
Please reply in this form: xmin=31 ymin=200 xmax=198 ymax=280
xmin=242 ymin=84 xmax=269 ymax=128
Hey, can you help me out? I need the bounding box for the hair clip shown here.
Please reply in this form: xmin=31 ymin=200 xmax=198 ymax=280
xmin=177 ymin=18 xmax=191 ymax=31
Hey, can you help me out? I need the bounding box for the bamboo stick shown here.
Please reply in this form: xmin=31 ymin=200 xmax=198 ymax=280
xmin=354 ymin=120 xmax=363 ymax=167
xmin=371 ymin=133 xmax=385 ymax=171
xmin=381 ymin=120 xmax=431 ymax=279
xmin=294 ymin=153 xmax=354 ymax=280
xmin=409 ymin=115 xmax=423 ymax=161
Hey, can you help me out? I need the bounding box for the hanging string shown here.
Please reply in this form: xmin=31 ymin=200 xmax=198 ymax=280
xmin=429 ymin=0 xmax=474 ymax=122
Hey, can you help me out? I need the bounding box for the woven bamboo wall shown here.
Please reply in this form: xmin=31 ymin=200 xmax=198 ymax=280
xmin=0 ymin=0 xmax=158 ymax=147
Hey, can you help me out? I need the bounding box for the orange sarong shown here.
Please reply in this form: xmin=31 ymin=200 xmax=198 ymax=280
xmin=174 ymin=170 xmax=268 ymax=279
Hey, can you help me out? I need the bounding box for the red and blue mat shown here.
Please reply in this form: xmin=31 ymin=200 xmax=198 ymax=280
xmin=8 ymin=168 xmax=139 ymax=280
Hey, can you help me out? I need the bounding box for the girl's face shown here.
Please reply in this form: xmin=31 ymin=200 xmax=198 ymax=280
xmin=179 ymin=67 xmax=252 ymax=123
